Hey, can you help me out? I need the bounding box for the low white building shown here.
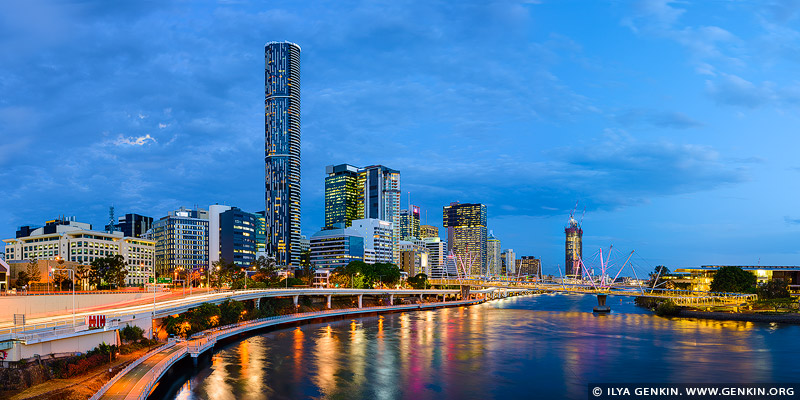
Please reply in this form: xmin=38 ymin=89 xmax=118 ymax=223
xmin=351 ymin=218 xmax=393 ymax=264
xmin=3 ymin=218 xmax=155 ymax=287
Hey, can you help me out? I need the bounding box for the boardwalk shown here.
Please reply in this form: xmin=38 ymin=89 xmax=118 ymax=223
xmin=94 ymin=298 xmax=489 ymax=400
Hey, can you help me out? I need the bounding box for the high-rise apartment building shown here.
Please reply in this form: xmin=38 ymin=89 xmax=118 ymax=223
xmin=501 ymin=249 xmax=516 ymax=275
xmin=265 ymin=41 xmax=302 ymax=268
xmin=487 ymin=231 xmax=501 ymax=277
xmin=208 ymin=206 xmax=257 ymax=268
xmin=151 ymin=207 xmax=209 ymax=279
xmin=399 ymin=205 xmax=420 ymax=241
xmin=398 ymin=240 xmax=428 ymax=277
xmin=419 ymin=224 xmax=439 ymax=239
xmin=421 ymin=236 xmax=445 ymax=277
xmin=324 ymin=164 xmax=362 ymax=228
xmin=565 ymin=215 xmax=582 ymax=277
xmin=516 ymin=256 xmax=542 ymax=277
xmin=443 ymin=202 xmax=487 ymax=276
xmin=360 ymin=165 xmax=401 ymax=261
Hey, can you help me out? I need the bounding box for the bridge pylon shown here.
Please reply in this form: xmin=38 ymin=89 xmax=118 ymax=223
xmin=593 ymin=294 xmax=611 ymax=313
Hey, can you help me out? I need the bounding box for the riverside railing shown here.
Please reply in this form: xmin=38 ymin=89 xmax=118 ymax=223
xmin=89 ymin=341 xmax=177 ymax=400
xmin=101 ymin=299 xmax=484 ymax=400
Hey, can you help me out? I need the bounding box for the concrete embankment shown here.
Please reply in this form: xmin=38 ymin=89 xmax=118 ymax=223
xmin=677 ymin=310 xmax=800 ymax=324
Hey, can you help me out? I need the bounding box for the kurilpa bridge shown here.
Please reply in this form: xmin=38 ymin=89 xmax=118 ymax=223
xmin=430 ymin=278 xmax=757 ymax=311
xmin=433 ymin=245 xmax=757 ymax=312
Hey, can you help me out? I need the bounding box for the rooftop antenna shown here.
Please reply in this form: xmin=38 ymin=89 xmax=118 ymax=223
xmin=108 ymin=206 xmax=115 ymax=232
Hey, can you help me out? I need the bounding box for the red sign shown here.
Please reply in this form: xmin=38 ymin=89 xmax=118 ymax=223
xmin=87 ymin=315 xmax=106 ymax=329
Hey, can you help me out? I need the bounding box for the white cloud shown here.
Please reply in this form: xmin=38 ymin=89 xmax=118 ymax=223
xmin=114 ymin=134 xmax=157 ymax=146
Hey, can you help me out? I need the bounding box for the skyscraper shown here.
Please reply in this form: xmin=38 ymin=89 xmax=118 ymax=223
xmin=360 ymin=165 xmax=401 ymax=261
xmin=265 ymin=41 xmax=302 ymax=268
xmin=151 ymin=207 xmax=209 ymax=279
xmin=324 ymin=164 xmax=362 ymax=228
xmin=565 ymin=215 xmax=583 ymax=278
xmin=443 ymin=202 xmax=487 ymax=276
xmin=399 ymin=205 xmax=420 ymax=240
xmin=419 ymin=224 xmax=439 ymax=239
xmin=487 ymin=231 xmax=501 ymax=277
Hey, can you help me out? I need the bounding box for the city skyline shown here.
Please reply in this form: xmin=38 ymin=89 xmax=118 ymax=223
xmin=2 ymin=1 xmax=800 ymax=274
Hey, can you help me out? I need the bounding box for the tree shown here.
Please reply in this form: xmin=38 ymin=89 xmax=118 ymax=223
xmin=710 ymin=266 xmax=756 ymax=293
xmin=251 ymin=256 xmax=278 ymax=283
xmin=90 ymin=255 xmax=128 ymax=289
xmin=14 ymin=271 xmax=30 ymax=289
xmin=758 ymin=279 xmax=790 ymax=299
xmin=26 ymin=258 xmax=41 ymax=284
xmin=297 ymin=250 xmax=315 ymax=285
xmin=219 ymin=299 xmax=245 ymax=325
xmin=212 ymin=259 xmax=238 ymax=289
xmin=75 ymin=265 xmax=88 ymax=291
xmin=407 ymin=273 xmax=429 ymax=289
xmin=189 ymin=303 xmax=220 ymax=331
xmin=648 ymin=265 xmax=670 ymax=288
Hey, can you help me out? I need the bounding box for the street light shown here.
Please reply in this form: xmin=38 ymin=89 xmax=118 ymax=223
xmin=52 ymin=268 xmax=75 ymax=326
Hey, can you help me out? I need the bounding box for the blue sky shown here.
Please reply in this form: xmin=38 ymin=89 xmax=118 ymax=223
xmin=2 ymin=0 xmax=800 ymax=274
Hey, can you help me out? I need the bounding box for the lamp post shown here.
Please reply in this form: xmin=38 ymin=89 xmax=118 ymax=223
xmin=52 ymin=268 xmax=75 ymax=326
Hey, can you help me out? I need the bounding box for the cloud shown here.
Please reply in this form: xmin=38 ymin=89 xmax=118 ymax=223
xmin=400 ymin=133 xmax=747 ymax=219
xmin=614 ymin=109 xmax=703 ymax=129
xmin=705 ymin=74 xmax=771 ymax=107
xmin=785 ymin=216 xmax=800 ymax=225
xmin=114 ymin=134 xmax=157 ymax=146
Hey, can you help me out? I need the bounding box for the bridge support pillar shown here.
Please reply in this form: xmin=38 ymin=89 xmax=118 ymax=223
xmin=358 ymin=294 xmax=363 ymax=308
xmin=389 ymin=294 xmax=394 ymax=305
xmin=326 ymin=295 xmax=332 ymax=309
xmin=593 ymin=294 xmax=611 ymax=313
xmin=254 ymin=298 xmax=260 ymax=310
xmin=460 ymin=285 xmax=470 ymax=300
xmin=293 ymin=295 xmax=299 ymax=308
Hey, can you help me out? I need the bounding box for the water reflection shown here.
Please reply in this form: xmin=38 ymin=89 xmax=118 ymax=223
xmin=170 ymin=294 xmax=800 ymax=400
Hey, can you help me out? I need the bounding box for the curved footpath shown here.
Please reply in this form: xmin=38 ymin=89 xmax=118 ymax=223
xmin=93 ymin=298 xmax=487 ymax=400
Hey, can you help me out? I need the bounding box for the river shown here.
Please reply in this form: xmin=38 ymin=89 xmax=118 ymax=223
xmin=156 ymin=293 xmax=800 ymax=399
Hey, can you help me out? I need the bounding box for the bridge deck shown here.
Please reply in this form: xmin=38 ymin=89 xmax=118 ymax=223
xmin=429 ymin=279 xmax=757 ymax=306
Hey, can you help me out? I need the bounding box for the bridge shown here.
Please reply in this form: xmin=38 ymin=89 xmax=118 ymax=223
xmin=429 ymin=279 xmax=757 ymax=310
xmin=0 ymin=286 xmax=526 ymax=363
xmin=93 ymin=298 xmax=491 ymax=400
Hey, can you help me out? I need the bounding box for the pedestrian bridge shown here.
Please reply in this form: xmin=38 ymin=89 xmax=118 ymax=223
xmin=429 ymin=279 xmax=757 ymax=307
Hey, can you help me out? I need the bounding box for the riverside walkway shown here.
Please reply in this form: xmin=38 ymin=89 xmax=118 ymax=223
xmin=93 ymin=298 xmax=489 ymax=400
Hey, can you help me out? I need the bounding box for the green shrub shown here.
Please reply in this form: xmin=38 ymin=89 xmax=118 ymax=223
xmin=655 ymin=300 xmax=681 ymax=317
xmin=120 ymin=325 xmax=145 ymax=342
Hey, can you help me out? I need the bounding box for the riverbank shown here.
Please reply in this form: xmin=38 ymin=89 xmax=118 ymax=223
xmin=677 ymin=310 xmax=800 ymax=324
xmin=4 ymin=346 xmax=152 ymax=400
xmin=98 ymin=298 xmax=491 ymax=399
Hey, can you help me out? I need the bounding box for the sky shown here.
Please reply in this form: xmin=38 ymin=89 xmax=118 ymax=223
xmin=2 ymin=0 xmax=800 ymax=275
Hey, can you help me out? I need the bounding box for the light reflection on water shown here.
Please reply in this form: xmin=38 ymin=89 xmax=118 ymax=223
xmin=169 ymin=294 xmax=799 ymax=400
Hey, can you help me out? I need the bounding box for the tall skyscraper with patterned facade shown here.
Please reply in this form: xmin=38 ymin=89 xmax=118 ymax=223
xmin=265 ymin=41 xmax=302 ymax=268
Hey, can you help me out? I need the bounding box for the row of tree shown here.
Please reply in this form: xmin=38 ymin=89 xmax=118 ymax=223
xmin=330 ymin=261 xmax=402 ymax=289
xmin=14 ymin=255 xmax=129 ymax=290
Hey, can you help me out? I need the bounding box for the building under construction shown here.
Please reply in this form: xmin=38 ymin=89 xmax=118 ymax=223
xmin=564 ymin=212 xmax=583 ymax=278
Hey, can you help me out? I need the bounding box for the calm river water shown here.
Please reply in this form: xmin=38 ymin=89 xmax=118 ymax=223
xmin=158 ymin=293 xmax=800 ymax=399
